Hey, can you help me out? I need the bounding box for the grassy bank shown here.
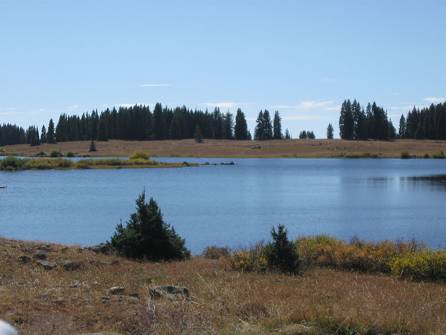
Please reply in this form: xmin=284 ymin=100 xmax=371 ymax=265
xmin=0 ymin=156 xmax=196 ymax=171
xmin=2 ymin=139 xmax=446 ymax=158
xmin=1 ymin=237 xmax=446 ymax=334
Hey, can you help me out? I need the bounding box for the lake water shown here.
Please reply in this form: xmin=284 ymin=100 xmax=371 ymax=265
xmin=1 ymin=158 xmax=446 ymax=253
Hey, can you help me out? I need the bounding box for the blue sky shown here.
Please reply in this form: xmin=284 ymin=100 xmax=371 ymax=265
xmin=1 ymin=0 xmax=445 ymax=138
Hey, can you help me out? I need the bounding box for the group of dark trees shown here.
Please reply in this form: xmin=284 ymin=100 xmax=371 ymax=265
xmin=298 ymin=130 xmax=316 ymax=139
xmin=0 ymin=104 xmax=295 ymax=146
xmin=254 ymin=110 xmax=291 ymax=140
xmin=398 ymin=102 xmax=446 ymax=139
xmin=339 ymin=99 xmax=396 ymax=140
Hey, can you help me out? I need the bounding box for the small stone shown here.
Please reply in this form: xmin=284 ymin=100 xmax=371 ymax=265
xmin=101 ymin=296 xmax=110 ymax=304
xmin=63 ymin=260 xmax=81 ymax=271
xmin=108 ymin=286 xmax=125 ymax=295
xmin=18 ymin=255 xmax=31 ymax=263
xmin=33 ymin=250 xmax=48 ymax=260
xmin=36 ymin=260 xmax=57 ymax=270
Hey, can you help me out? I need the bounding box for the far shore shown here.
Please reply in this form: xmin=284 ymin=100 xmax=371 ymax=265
xmin=1 ymin=138 xmax=446 ymax=159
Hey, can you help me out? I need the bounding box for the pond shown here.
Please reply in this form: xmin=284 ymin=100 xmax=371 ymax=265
xmin=1 ymin=157 xmax=446 ymax=253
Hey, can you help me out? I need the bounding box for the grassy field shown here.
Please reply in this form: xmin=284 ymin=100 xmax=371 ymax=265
xmin=1 ymin=238 xmax=446 ymax=335
xmin=2 ymin=139 xmax=446 ymax=158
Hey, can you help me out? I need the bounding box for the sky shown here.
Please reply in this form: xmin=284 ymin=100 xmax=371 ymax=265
xmin=1 ymin=0 xmax=445 ymax=138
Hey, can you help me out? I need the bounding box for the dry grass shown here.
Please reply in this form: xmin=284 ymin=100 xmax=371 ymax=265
xmin=1 ymin=238 xmax=446 ymax=334
xmin=2 ymin=139 xmax=446 ymax=158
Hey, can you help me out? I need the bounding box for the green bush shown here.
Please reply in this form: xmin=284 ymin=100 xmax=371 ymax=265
xmin=432 ymin=151 xmax=445 ymax=159
xmin=400 ymin=151 xmax=411 ymax=159
xmin=266 ymin=225 xmax=300 ymax=274
xmin=108 ymin=191 xmax=190 ymax=261
xmin=0 ymin=156 xmax=25 ymax=170
xmin=50 ymin=150 xmax=63 ymax=157
xmin=390 ymin=250 xmax=446 ymax=281
xmin=129 ymin=152 xmax=149 ymax=160
xmin=66 ymin=152 xmax=75 ymax=157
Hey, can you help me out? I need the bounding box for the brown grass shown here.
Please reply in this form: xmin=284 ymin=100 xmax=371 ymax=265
xmin=1 ymin=238 xmax=446 ymax=334
xmin=2 ymin=139 xmax=446 ymax=158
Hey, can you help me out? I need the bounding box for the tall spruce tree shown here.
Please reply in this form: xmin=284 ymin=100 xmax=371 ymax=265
xmin=327 ymin=123 xmax=334 ymax=139
xmin=273 ymin=111 xmax=282 ymax=139
xmin=399 ymin=115 xmax=406 ymax=138
xmin=339 ymin=100 xmax=354 ymax=139
xmin=234 ymin=108 xmax=249 ymax=140
xmin=47 ymin=119 xmax=56 ymax=143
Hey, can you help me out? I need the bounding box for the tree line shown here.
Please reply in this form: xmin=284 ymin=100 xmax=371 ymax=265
xmin=339 ymin=99 xmax=396 ymax=140
xmin=0 ymin=104 xmax=296 ymax=146
xmin=399 ymin=102 xmax=446 ymax=139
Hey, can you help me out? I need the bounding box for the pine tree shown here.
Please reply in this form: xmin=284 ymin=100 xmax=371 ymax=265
xmin=273 ymin=111 xmax=282 ymax=139
xmin=266 ymin=225 xmax=299 ymax=274
xmin=47 ymin=119 xmax=56 ymax=143
xmin=284 ymin=129 xmax=291 ymax=140
xmin=109 ymin=192 xmax=190 ymax=261
xmin=399 ymin=114 xmax=407 ymax=138
xmin=40 ymin=125 xmax=47 ymax=143
xmin=223 ymin=112 xmax=234 ymax=139
xmin=234 ymin=109 xmax=249 ymax=140
xmin=254 ymin=111 xmax=264 ymax=140
xmin=327 ymin=123 xmax=334 ymax=139
xmin=339 ymin=100 xmax=354 ymax=139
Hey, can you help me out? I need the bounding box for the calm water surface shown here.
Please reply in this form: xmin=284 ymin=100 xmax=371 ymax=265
xmin=1 ymin=158 xmax=446 ymax=253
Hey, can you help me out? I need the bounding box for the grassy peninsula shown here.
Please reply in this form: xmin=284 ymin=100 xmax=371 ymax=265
xmin=0 ymin=156 xmax=196 ymax=171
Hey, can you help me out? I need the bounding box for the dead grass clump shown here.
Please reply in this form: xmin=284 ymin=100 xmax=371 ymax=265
xmin=202 ymin=246 xmax=231 ymax=259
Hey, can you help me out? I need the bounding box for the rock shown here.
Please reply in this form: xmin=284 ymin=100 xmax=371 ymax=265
xmin=101 ymin=296 xmax=110 ymax=304
xmin=149 ymin=285 xmax=190 ymax=300
xmin=18 ymin=255 xmax=31 ymax=263
xmin=0 ymin=320 xmax=18 ymax=335
xmin=36 ymin=259 xmax=57 ymax=270
xmin=108 ymin=286 xmax=125 ymax=295
xmin=63 ymin=260 xmax=81 ymax=271
xmin=33 ymin=250 xmax=48 ymax=260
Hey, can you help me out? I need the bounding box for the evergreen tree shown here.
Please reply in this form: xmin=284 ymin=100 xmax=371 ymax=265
xmin=254 ymin=111 xmax=264 ymax=140
xmin=234 ymin=108 xmax=249 ymax=140
xmin=109 ymin=191 xmax=190 ymax=261
xmin=399 ymin=115 xmax=407 ymax=138
xmin=273 ymin=111 xmax=282 ymax=139
xmin=266 ymin=224 xmax=299 ymax=274
xmin=47 ymin=119 xmax=56 ymax=143
xmin=284 ymin=129 xmax=291 ymax=140
xmin=223 ymin=112 xmax=234 ymax=139
xmin=327 ymin=123 xmax=334 ymax=139
xmin=40 ymin=125 xmax=47 ymax=143
xmin=339 ymin=100 xmax=354 ymax=139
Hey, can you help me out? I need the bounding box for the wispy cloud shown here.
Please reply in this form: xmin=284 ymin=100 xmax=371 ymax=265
xmin=282 ymin=115 xmax=323 ymax=121
xmin=139 ymin=83 xmax=171 ymax=88
xmin=424 ymin=96 xmax=446 ymax=104
xmin=117 ymin=102 xmax=152 ymax=108
xmin=67 ymin=104 xmax=79 ymax=111
xmin=201 ymin=101 xmax=247 ymax=109
xmin=273 ymin=100 xmax=339 ymax=111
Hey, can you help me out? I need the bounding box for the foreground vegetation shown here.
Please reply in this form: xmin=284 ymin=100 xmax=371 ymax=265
xmin=1 ymin=237 xmax=446 ymax=334
xmin=231 ymin=234 xmax=446 ymax=282
xmin=2 ymin=138 xmax=446 ymax=158
xmin=0 ymin=156 xmax=195 ymax=171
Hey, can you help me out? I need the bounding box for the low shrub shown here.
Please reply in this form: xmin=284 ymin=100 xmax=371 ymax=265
xmin=230 ymin=225 xmax=300 ymax=274
xmin=50 ymin=150 xmax=63 ymax=158
xmin=24 ymin=158 xmax=73 ymax=170
xmin=129 ymin=152 xmax=149 ymax=160
xmin=390 ymin=250 xmax=446 ymax=281
xmin=400 ymin=151 xmax=411 ymax=159
xmin=202 ymin=246 xmax=230 ymax=259
xmin=66 ymin=152 xmax=75 ymax=157
xmin=432 ymin=151 xmax=445 ymax=159
xmin=0 ymin=156 xmax=25 ymax=171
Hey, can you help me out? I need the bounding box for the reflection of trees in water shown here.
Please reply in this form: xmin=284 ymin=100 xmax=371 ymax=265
xmin=402 ymin=175 xmax=446 ymax=190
